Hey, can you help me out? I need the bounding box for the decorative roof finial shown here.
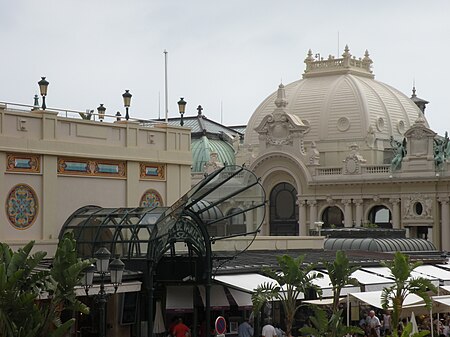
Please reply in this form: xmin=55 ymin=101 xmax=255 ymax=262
xmin=305 ymin=49 xmax=314 ymax=62
xmin=342 ymin=45 xmax=351 ymax=58
xmin=197 ymin=105 xmax=203 ymax=116
xmin=274 ymin=83 xmax=288 ymax=108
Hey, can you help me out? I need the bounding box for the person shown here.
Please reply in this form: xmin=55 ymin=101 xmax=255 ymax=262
xmin=172 ymin=317 xmax=191 ymax=337
xmin=262 ymin=318 xmax=277 ymax=337
xmin=381 ymin=311 xmax=392 ymax=337
xmin=168 ymin=317 xmax=178 ymax=337
xmin=366 ymin=310 xmax=381 ymax=337
xmin=238 ymin=318 xmax=254 ymax=337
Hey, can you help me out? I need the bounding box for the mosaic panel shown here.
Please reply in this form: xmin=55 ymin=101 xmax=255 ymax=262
xmin=58 ymin=157 xmax=126 ymax=178
xmin=140 ymin=163 xmax=166 ymax=181
xmin=140 ymin=189 xmax=163 ymax=207
xmin=6 ymin=153 xmax=40 ymax=173
xmin=6 ymin=184 xmax=39 ymax=230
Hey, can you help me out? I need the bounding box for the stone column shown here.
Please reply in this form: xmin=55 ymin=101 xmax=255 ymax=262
xmin=298 ymin=198 xmax=307 ymax=236
xmin=354 ymin=199 xmax=363 ymax=227
xmin=342 ymin=199 xmax=353 ymax=227
xmin=308 ymin=200 xmax=317 ymax=230
xmin=439 ymin=197 xmax=450 ymax=251
xmin=389 ymin=198 xmax=401 ymax=229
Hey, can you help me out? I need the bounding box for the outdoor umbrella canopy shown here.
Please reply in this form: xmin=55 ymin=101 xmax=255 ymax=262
xmin=153 ymin=301 xmax=166 ymax=335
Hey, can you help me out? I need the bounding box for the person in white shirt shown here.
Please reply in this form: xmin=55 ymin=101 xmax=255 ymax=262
xmin=262 ymin=318 xmax=277 ymax=337
xmin=366 ymin=310 xmax=381 ymax=337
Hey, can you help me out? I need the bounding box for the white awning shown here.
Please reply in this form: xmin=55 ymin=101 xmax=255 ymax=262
xmin=349 ymin=291 xmax=425 ymax=309
xmin=363 ymin=267 xmax=440 ymax=287
xmin=214 ymin=273 xmax=279 ymax=293
xmin=432 ymin=295 xmax=450 ymax=313
xmin=228 ymin=288 xmax=253 ymax=308
xmin=311 ymin=271 xmax=360 ymax=297
xmin=166 ymin=286 xmax=194 ymax=311
xmin=350 ymin=269 xmax=394 ymax=291
xmin=198 ymin=285 xmax=230 ymax=309
xmin=214 ymin=273 xmax=303 ymax=300
xmin=414 ymin=265 xmax=450 ymax=285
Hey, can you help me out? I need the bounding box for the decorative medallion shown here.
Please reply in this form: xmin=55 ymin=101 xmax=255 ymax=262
xmin=140 ymin=189 xmax=163 ymax=207
xmin=397 ymin=120 xmax=405 ymax=135
xmin=58 ymin=157 xmax=126 ymax=178
xmin=140 ymin=163 xmax=166 ymax=181
xmin=337 ymin=117 xmax=350 ymax=132
xmin=376 ymin=117 xmax=385 ymax=132
xmin=6 ymin=184 xmax=39 ymax=229
xmin=6 ymin=153 xmax=40 ymax=173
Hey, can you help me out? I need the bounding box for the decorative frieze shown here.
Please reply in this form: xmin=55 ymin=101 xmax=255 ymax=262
xmin=57 ymin=157 xmax=126 ymax=178
xmin=140 ymin=189 xmax=164 ymax=207
xmin=6 ymin=153 xmax=40 ymax=173
xmin=140 ymin=163 xmax=166 ymax=181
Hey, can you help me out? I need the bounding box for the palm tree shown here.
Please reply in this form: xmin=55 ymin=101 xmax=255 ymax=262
xmin=323 ymin=250 xmax=360 ymax=314
xmin=0 ymin=233 xmax=91 ymax=337
xmin=252 ymin=254 xmax=322 ymax=337
xmin=381 ymin=251 xmax=437 ymax=337
xmin=300 ymin=305 xmax=363 ymax=337
xmin=300 ymin=250 xmax=363 ymax=337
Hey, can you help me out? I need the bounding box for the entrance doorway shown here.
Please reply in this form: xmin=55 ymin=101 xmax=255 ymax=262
xmin=269 ymin=183 xmax=299 ymax=236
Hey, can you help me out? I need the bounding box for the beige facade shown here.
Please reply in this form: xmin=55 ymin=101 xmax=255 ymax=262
xmin=238 ymin=46 xmax=450 ymax=251
xmin=0 ymin=103 xmax=192 ymax=255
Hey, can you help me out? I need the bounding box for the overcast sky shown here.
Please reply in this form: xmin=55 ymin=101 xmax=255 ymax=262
xmin=2 ymin=1 xmax=450 ymax=135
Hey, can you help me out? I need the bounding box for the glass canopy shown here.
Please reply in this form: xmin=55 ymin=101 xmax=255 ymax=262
xmin=59 ymin=165 xmax=266 ymax=262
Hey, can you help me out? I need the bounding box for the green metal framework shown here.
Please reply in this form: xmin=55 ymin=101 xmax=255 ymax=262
xmin=59 ymin=165 xmax=266 ymax=337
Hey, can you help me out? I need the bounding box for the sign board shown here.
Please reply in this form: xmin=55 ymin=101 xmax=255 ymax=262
xmin=215 ymin=316 xmax=227 ymax=335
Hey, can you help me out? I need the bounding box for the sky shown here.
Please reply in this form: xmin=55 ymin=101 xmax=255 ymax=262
xmin=1 ymin=1 xmax=450 ymax=135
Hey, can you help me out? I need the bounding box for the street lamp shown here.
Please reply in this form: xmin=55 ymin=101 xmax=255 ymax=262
xmin=97 ymin=104 xmax=106 ymax=121
xmin=38 ymin=77 xmax=49 ymax=110
xmin=178 ymin=97 xmax=187 ymax=126
xmin=82 ymin=247 xmax=125 ymax=337
xmin=314 ymin=221 xmax=324 ymax=236
xmin=122 ymin=90 xmax=132 ymax=121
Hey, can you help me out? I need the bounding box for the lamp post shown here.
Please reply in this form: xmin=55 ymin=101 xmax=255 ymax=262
xmin=177 ymin=97 xmax=187 ymax=126
xmin=314 ymin=221 xmax=324 ymax=236
xmin=122 ymin=90 xmax=132 ymax=121
xmin=82 ymin=247 xmax=125 ymax=337
xmin=97 ymin=104 xmax=106 ymax=121
xmin=38 ymin=77 xmax=49 ymax=110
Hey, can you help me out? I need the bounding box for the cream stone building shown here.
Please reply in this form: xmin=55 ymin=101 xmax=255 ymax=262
xmin=234 ymin=46 xmax=450 ymax=251
xmin=0 ymin=103 xmax=192 ymax=255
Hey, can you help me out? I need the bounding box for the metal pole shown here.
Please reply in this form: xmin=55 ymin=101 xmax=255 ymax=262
xmin=99 ymin=272 xmax=107 ymax=337
xmin=164 ymin=50 xmax=168 ymax=123
xmin=147 ymin=261 xmax=154 ymax=337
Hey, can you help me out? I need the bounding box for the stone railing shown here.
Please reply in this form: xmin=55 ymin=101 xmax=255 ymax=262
xmin=316 ymin=164 xmax=391 ymax=176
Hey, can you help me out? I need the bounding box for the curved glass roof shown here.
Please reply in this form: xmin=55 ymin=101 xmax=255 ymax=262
xmin=59 ymin=165 xmax=266 ymax=262
xmin=324 ymin=237 xmax=437 ymax=253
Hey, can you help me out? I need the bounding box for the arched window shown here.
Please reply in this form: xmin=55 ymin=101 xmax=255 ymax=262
xmin=368 ymin=205 xmax=392 ymax=228
xmin=269 ymin=183 xmax=298 ymax=236
xmin=321 ymin=206 xmax=344 ymax=228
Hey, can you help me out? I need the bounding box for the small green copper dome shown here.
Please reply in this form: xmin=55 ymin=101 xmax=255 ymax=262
xmin=191 ymin=136 xmax=235 ymax=172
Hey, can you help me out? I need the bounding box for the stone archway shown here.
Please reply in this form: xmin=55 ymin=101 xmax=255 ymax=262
xmin=321 ymin=206 xmax=344 ymax=228
xmin=269 ymin=182 xmax=299 ymax=235
xmin=367 ymin=205 xmax=392 ymax=228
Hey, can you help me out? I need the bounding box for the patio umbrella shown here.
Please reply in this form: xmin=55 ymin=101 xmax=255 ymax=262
xmin=153 ymin=300 xmax=166 ymax=335
xmin=410 ymin=311 xmax=419 ymax=336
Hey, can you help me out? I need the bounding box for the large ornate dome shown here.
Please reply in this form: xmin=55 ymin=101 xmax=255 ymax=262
xmin=245 ymin=46 xmax=428 ymax=147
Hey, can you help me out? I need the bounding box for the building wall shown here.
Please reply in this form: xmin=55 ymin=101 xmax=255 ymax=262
xmin=0 ymin=104 xmax=192 ymax=255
